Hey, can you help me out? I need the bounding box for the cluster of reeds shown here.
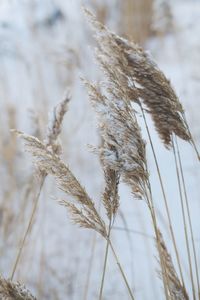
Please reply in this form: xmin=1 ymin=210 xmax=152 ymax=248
xmin=83 ymin=9 xmax=199 ymax=299
xmin=1 ymin=7 xmax=199 ymax=300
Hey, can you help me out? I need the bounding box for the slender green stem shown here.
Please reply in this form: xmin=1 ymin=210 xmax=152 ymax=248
xmin=140 ymin=105 xmax=185 ymax=287
xmin=10 ymin=176 xmax=45 ymax=280
xmin=109 ymin=240 xmax=135 ymax=300
xmin=175 ymin=136 xmax=200 ymax=298
xmin=172 ymin=137 xmax=196 ymax=300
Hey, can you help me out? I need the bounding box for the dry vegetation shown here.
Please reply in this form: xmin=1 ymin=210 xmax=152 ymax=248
xmin=0 ymin=1 xmax=199 ymax=299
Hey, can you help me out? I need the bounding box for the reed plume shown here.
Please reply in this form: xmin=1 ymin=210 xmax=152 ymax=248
xmin=84 ymin=8 xmax=191 ymax=148
xmin=10 ymin=95 xmax=70 ymax=280
xmin=16 ymin=101 xmax=135 ymax=298
xmin=12 ymin=9 xmax=194 ymax=299
xmin=84 ymin=9 xmax=189 ymax=299
xmin=85 ymin=11 xmax=200 ymax=294
xmin=45 ymin=93 xmax=70 ymax=155
xmin=84 ymin=80 xmax=148 ymax=201
xmin=84 ymin=78 xmax=144 ymax=297
xmin=102 ymin=162 xmax=120 ymax=221
xmin=16 ymin=131 xmax=135 ymax=298
xmin=157 ymin=231 xmax=189 ymax=300
xmin=84 ymin=77 xmax=188 ymax=298
xmin=0 ymin=276 xmax=36 ymax=300
xmin=16 ymin=132 xmax=107 ymax=238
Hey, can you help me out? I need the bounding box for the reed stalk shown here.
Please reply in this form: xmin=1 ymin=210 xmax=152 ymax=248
xmin=140 ymin=104 xmax=185 ymax=286
xmin=172 ymin=136 xmax=196 ymax=300
xmin=109 ymin=240 xmax=135 ymax=300
xmin=10 ymin=176 xmax=45 ymax=280
xmin=175 ymin=136 xmax=200 ymax=298
xmin=99 ymin=220 xmax=112 ymax=300
xmin=182 ymin=113 xmax=200 ymax=161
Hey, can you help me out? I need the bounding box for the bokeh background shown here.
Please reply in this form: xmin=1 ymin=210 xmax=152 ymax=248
xmin=0 ymin=0 xmax=200 ymax=299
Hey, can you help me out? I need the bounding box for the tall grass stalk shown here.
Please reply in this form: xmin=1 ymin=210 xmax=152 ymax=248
xmin=17 ymin=132 xmax=135 ymax=299
xmin=11 ymin=96 xmax=69 ymax=280
xmin=108 ymin=240 xmax=135 ymax=300
xmin=182 ymin=113 xmax=200 ymax=161
xmin=175 ymin=136 xmax=200 ymax=298
xmin=10 ymin=176 xmax=45 ymax=280
xmin=99 ymin=221 xmax=112 ymax=300
xmin=140 ymin=105 xmax=185 ymax=286
xmin=172 ymin=136 xmax=196 ymax=300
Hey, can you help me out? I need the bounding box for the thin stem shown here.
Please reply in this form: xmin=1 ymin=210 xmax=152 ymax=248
xmin=109 ymin=240 xmax=135 ymax=300
xmin=175 ymin=136 xmax=200 ymax=298
xmin=99 ymin=221 xmax=112 ymax=300
xmin=10 ymin=176 xmax=45 ymax=280
xmin=172 ymin=137 xmax=196 ymax=300
xmin=140 ymin=105 xmax=185 ymax=287
xmin=83 ymin=232 xmax=97 ymax=300
xmin=182 ymin=112 xmax=200 ymax=161
xmin=119 ymin=209 xmax=135 ymax=287
xmin=191 ymin=137 xmax=200 ymax=161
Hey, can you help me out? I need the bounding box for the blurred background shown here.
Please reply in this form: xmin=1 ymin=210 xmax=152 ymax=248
xmin=0 ymin=0 xmax=200 ymax=299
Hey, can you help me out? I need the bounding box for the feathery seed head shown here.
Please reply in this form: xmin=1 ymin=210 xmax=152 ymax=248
xmin=85 ymin=9 xmax=190 ymax=147
xmin=84 ymin=80 xmax=148 ymax=200
xmin=0 ymin=276 xmax=36 ymax=300
xmin=45 ymin=93 xmax=70 ymax=155
xmin=157 ymin=231 xmax=189 ymax=300
xmin=16 ymin=132 xmax=107 ymax=237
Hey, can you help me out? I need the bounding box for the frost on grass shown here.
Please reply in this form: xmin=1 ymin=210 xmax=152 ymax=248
xmin=84 ymin=80 xmax=148 ymax=202
xmin=84 ymin=8 xmax=190 ymax=147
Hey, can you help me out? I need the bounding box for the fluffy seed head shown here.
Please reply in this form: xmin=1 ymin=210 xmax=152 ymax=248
xmin=0 ymin=276 xmax=36 ymax=300
xmin=45 ymin=93 xmax=70 ymax=155
xmin=16 ymin=131 xmax=107 ymax=237
xmin=84 ymin=80 xmax=148 ymax=200
xmin=85 ymin=8 xmax=190 ymax=147
xmin=157 ymin=231 xmax=189 ymax=300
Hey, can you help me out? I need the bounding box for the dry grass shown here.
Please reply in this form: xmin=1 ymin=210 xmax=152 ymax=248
xmin=83 ymin=10 xmax=198 ymax=299
xmin=84 ymin=8 xmax=191 ymax=147
xmin=0 ymin=276 xmax=36 ymax=300
xmin=0 ymin=3 xmax=199 ymax=300
xmin=10 ymin=96 xmax=70 ymax=281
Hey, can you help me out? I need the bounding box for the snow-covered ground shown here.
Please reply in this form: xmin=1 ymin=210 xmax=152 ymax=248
xmin=0 ymin=0 xmax=200 ymax=299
